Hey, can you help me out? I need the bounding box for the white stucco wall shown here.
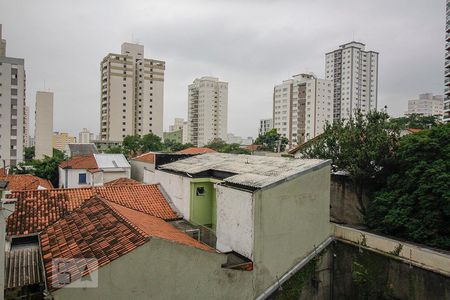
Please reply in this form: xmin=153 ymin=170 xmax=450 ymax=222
xmin=150 ymin=170 xmax=191 ymax=219
xmin=215 ymin=185 xmax=254 ymax=259
xmin=130 ymin=160 xmax=153 ymax=182
xmin=59 ymin=168 xmax=92 ymax=188
xmin=102 ymin=168 xmax=130 ymax=183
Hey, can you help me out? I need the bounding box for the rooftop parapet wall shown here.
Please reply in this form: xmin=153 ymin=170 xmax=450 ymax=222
xmin=333 ymin=223 xmax=450 ymax=276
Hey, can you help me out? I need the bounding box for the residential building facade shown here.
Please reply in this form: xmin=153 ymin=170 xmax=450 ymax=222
xmin=0 ymin=25 xmax=26 ymax=166
xmin=259 ymin=118 xmax=273 ymax=136
xmin=273 ymin=73 xmax=333 ymax=146
xmin=325 ymin=41 xmax=378 ymax=121
xmin=445 ymin=0 xmax=450 ymax=122
xmin=165 ymin=118 xmax=189 ymax=144
xmin=78 ymin=128 xmax=94 ymax=144
xmin=34 ymin=91 xmax=53 ymax=159
xmin=406 ymin=93 xmax=444 ymax=117
xmin=24 ymin=106 xmax=29 ymax=147
xmin=52 ymin=132 xmax=76 ymax=152
xmin=58 ymin=153 xmax=131 ymax=188
xmin=188 ymin=77 xmax=228 ymax=146
xmin=100 ymin=43 xmax=165 ymax=142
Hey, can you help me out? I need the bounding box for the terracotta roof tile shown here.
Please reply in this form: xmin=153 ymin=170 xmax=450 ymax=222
xmin=177 ymin=147 xmax=216 ymax=154
xmin=41 ymin=197 xmax=209 ymax=291
xmin=40 ymin=197 xmax=148 ymax=292
xmin=0 ymin=174 xmax=53 ymax=191
xmin=104 ymin=178 xmax=141 ymax=186
xmin=7 ymin=185 xmax=179 ymax=236
xmin=131 ymin=152 xmax=155 ymax=163
xmin=107 ymin=201 xmax=210 ymax=251
xmin=59 ymin=155 xmax=98 ymax=170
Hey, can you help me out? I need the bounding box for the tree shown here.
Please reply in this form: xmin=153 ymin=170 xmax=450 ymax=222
xmin=204 ymin=139 xmax=251 ymax=154
xmin=24 ymin=146 xmax=35 ymax=161
xmin=104 ymin=146 xmax=125 ymax=154
xmin=390 ymin=113 xmax=440 ymax=130
xmin=122 ymin=135 xmax=142 ymax=157
xmin=163 ymin=140 xmax=194 ymax=152
xmin=366 ymin=124 xmax=450 ymax=250
xmin=298 ymin=110 xmax=400 ymax=214
xmin=204 ymin=138 xmax=227 ymax=151
xmin=254 ymin=129 xmax=289 ymax=152
xmin=29 ymin=155 xmax=65 ymax=187
xmin=141 ymin=133 xmax=164 ymax=152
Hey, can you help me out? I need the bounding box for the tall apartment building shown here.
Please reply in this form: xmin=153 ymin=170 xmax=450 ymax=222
xmin=188 ymin=77 xmax=228 ymax=146
xmin=100 ymin=43 xmax=165 ymax=142
xmin=167 ymin=118 xmax=189 ymax=144
xmin=258 ymin=118 xmax=273 ymax=136
xmin=406 ymin=93 xmax=444 ymax=117
xmin=273 ymin=73 xmax=333 ymax=146
xmin=78 ymin=128 xmax=94 ymax=144
xmin=35 ymin=91 xmax=53 ymax=159
xmin=52 ymin=132 xmax=76 ymax=152
xmin=24 ymin=106 xmax=29 ymax=147
xmin=445 ymin=0 xmax=450 ymax=122
xmin=0 ymin=25 xmax=26 ymax=166
xmin=325 ymin=41 xmax=378 ymax=121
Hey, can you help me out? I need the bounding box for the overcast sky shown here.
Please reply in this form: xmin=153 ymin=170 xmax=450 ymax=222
xmin=0 ymin=0 xmax=445 ymax=138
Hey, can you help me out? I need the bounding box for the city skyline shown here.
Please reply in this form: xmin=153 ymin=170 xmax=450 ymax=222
xmin=0 ymin=0 xmax=445 ymax=138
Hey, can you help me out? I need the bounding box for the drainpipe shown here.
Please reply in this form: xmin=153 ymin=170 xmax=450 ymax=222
xmin=255 ymin=236 xmax=334 ymax=300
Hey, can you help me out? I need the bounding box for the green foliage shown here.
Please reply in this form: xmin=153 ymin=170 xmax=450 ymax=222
xmin=254 ymin=128 xmax=289 ymax=152
xmin=122 ymin=135 xmax=142 ymax=157
xmin=163 ymin=140 xmax=194 ymax=152
xmin=53 ymin=148 xmax=65 ymax=160
xmin=366 ymin=124 xmax=450 ymax=250
xmin=141 ymin=133 xmax=164 ymax=152
xmin=104 ymin=146 xmax=126 ymax=154
xmin=298 ymin=110 xmax=400 ymax=213
xmin=24 ymin=146 xmax=35 ymax=161
xmin=204 ymin=139 xmax=251 ymax=155
xmin=390 ymin=113 xmax=440 ymax=130
xmin=29 ymin=155 xmax=65 ymax=187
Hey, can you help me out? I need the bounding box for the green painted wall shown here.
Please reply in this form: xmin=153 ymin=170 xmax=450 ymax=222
xmin=163 ymin=129 xmax=182 ymax=143
xmin=253 ymin=164 xmax=332 ymax=295
xmin=190 ymin=181 xmax=216 ymax=230
xmin=52 ymin=238 xmax=254 ymax=300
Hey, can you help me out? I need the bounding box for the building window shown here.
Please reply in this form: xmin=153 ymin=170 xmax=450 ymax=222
xmin=78 ymin=173 xmax=87 ymax=184
xmin=196 ymin=186 xmax=205 ymax=196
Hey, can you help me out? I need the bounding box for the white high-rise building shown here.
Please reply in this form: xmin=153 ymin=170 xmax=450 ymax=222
xmin=325 ymin=41 xmax=378 ymax=121
xmin=100 ymin=43 xmax=165 ymax=142
xmin=259 ymin=118 xmax=273 ymax=136
xmin=444 ymin=0 xmax=450 ymax=122
xmin=24 ymin=106 xmax=29 ymax=147
xmin=0 ymin=25 xmax=26 ymax=166
xmin=188 ymin=76 xmax=228 ymax=146
xmin=78 ymin=128 xmax=94 ymax=144
xmin=35 ymin=91 xmax=54 ymax=159
xmin=273 ymin=73 xmax=333 ymax=146
xmin=406 ymin=93 xmax=444 ymax=117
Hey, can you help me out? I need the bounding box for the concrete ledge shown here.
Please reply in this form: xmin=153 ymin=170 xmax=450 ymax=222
xmin=333 ymin=223 xmax=450 ymax=276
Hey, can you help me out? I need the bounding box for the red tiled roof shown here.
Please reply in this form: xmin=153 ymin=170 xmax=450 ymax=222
xmin=177 ymin=147 xmax=216 ymax=154
xmin=40 ymin=197 xmax=148 ymax=292
xmin=41 ymin=197 xmax=210 ymax=291
xmin=405 ymin=128 xmax=422 ymax=133
xmin=7 ymin=185 xmax=179 ymax=236
xmin=0 ymin=168 xmax=6 ymax=176
xmin=244 ymin=144 xmax=259 ymax=151
xmin=59 ymin=155 xmax=98 ymax=170
xmin=131 ymin=152 xmax=155 ymax=163
xmin=108 ymin=201 xmax=210 ymax=251
xmin=104 ymin=177 xmax=141 ymax=186
xmin=0 ymin=174 xmax=53 ymax=191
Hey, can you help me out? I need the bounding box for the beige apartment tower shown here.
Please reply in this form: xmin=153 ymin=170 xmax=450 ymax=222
xmin=325 ymin=41 xmax=378 ymax=121
xmin=0 ymin=25 xmax=26 ymax=166
xmin=273 ymin=73 xmax=333 ymax=146
xmin=100 ymin=43 xmax=165 ymax=142
xmin=35 ymin=91 xmax=54 ymax=159
xmin=52 ymin=132 xmax=76 ymax=152
xmin=188 ymin=76 xmax=228 ymax=147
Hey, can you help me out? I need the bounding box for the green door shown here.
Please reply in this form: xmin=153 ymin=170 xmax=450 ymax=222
xmin=190 ymin=182 xmax=216 ymax=230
